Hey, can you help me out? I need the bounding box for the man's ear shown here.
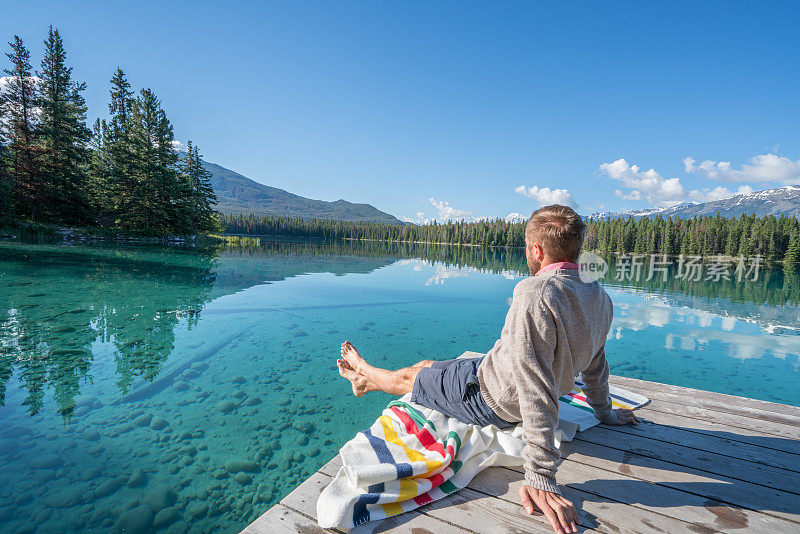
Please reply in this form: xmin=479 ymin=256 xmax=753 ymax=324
xmin=532 ymin=242 xmax=545 ymax=261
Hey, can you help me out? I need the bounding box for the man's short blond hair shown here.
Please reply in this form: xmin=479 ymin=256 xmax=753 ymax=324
xmin=525 ymin=204 xmax=586 ymax=262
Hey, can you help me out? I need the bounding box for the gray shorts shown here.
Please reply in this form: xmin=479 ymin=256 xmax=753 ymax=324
xmin=410 ymin=357 xmax=515 ymax=429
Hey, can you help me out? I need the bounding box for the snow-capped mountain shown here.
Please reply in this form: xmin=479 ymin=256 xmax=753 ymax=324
xmin=504 ymin=212 xmax=527 ymax=223
xmin=588 ymin=203 xmax=696 ymax=220
xmin=589 ymin=186 xmax=800 ymax=220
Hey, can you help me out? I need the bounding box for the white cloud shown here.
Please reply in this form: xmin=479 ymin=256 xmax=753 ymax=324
xmin=614 ymin=189 xmax=643 ymax=201
xmin=402 ymin=198 xmax=485 ymax=224
xmin=600 ymin=159 xmax=685 ymax=203
xmin=687 ymin=185 xmax=754 ymax=203
xmin=514 ymin=185 xmax=577 ymax=208
xmin=0 ymin=75 xmax=43 ymax=121
xmin=401 ymin=211 xmax=432 ymax=224
xmin=428 ymin=198 xmax=475 ymax=221
xmin=684 ymin=153 xmax=800 ymax=184
xmin=602 ymin=157 xmax=756 ymax=206
xmin=171 ymin=140 xmax=188 ymax=152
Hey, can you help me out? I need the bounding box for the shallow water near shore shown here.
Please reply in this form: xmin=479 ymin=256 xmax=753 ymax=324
xmin=0 ymin=238 xmax=798 ymax=533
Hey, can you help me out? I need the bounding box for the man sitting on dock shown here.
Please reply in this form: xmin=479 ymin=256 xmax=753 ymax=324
xmin=337 ymin=204 xmax=640 ymax=534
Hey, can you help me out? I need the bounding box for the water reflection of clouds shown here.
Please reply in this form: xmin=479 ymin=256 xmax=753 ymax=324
xmin=609 ymin=289 xmax=800 ymax=365
xmin=425 ymin=265 xmax=476 ymax=286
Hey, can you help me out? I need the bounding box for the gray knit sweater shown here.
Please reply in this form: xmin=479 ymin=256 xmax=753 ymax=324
xmin=477 ymin=268 xmax=615 ymax=494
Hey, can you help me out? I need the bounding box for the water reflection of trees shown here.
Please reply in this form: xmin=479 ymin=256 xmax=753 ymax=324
xmin=0 ymin=244 xmax=221 ymax=417
xmin=598 ymin=255 xmax=800 ymax=307
xmin=262 ymin=238 xmax=800 ymax=308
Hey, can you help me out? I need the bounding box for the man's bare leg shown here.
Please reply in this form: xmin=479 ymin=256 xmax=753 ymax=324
xmin=337 ymin=340 xmax=434 ymax=397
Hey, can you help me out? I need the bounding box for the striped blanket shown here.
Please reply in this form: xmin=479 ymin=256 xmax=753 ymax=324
xmin=317 ymin=376 xmax=649 ymax=529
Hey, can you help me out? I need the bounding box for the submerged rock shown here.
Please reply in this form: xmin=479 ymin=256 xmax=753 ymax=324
xmin=82 ymin=429 xmax=101 ymax=442
xmin=186 ymin=502 xmax=208 ymax=519
xmin=30 ymin=453 xmax=62 ymax=470
xmin=134 ymin=414 xmax=153 ymax=427
xmin=234 ymin=473 xmax=252 ymax=485
xmin=128 ymin=469 xmax=146 ymax=488
xmin=153 ymin=508 xmax=179 ymax=529
xmin=224 ymin=459 xmax=258 ymax=473
xmin=115 ymin=505 xmax=153 ymax=533
xmin=216 ymin=400 xmax=236 ymax=414
xmin=143 ymin=486 xmax=177 ymax=512
xmin=150 ymin=417 xmax=168 ymax=431
xmin=45 ymin=486 xmax=84 ymax=508
xmin=95 ymin=477 xmax=125 ymax=498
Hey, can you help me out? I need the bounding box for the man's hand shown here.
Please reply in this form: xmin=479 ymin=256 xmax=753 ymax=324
xmin=610 ymin=408 xmax=640 ymax=425
xmin=519 ymin=485 xmax=580 ymax=534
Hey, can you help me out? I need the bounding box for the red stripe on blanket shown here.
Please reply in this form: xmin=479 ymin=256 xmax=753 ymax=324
xmin=413 ymin=492 xmax=433 ymax=506
xmin=390 ymin=406 xmax=447 ymax=457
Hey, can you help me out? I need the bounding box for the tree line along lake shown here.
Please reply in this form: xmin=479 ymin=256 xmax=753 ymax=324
xmin=0 ymin=236 xmax=798 ymax=533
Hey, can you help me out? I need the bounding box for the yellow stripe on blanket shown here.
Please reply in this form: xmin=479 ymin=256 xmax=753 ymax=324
xmin=378 ymin=415 xmax=442 ymax=479
xmin=381 ymin=500 xmax=405 ymax=517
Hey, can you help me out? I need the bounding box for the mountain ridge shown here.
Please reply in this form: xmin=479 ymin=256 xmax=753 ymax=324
xmin=201 ymin=160 xmax=401 ymax=224
xmin=589 ymin=186 xmax=800 ymax=220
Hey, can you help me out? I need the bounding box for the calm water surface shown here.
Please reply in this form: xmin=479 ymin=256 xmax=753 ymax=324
xmin=0 ymin=239 xmax=798 ymax=533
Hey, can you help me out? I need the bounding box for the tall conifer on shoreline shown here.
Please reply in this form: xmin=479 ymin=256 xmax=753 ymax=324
xmin=38 ymin=26 xmax=92 ymax=224
xmin=2 ymin=36 xmax=42 ymax=220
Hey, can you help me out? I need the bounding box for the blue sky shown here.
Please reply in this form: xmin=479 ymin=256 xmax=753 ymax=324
xmin=3 ymin=2 xmax=799 ymax=221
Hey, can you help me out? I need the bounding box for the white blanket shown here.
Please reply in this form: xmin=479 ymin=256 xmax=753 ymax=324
xmin=317 ymin=353 xmax=649 ymax=529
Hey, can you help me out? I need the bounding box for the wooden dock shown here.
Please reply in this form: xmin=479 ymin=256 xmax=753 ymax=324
xmin=243 ymin=375 xmax=800 ymax=533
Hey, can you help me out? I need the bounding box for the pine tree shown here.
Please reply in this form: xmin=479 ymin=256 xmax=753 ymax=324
xmin=127 ymin=87 xmax=181 ymax=232
xmin=0 ymin=140 xmax=11 ymax=221
xmin=87 ymin=118 xmax=112 ymax=223
xmin=1 ymin=36 xmax=42 ymax=220
xmin=784 ymin=229 xmax=800 ymax=269
xmin=38 ymin=26 xmax=92 ymax=224
xmin=178 ymin=141 xmax=219 ymax=233
xmin=103 ymin=68 xmax=136 ymax=226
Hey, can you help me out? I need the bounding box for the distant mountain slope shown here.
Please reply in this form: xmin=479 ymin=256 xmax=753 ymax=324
xmin=589 ymin=186 xmax=800 ymax=220
xmin=202 ymin=160 xmax=401 ymax=223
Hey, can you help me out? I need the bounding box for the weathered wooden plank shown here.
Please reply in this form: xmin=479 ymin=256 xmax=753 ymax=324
xmin=466 ymin=467 xmax=702 ymax=534
xmin=280 ymin=471 xmax=333 ymax=518
xmin=598 ymin=416 xmax=800 ymax=472
xmin=632 ymin=405 xmax=800 ymax=456
xmin=609 ymin=374 xmax=800 ymax=424
xmin=319 ymin=455 xmax=342 ymax=477
xmin=510 ymin=459 xmax=800 ymax=532
xmin=636 ymin=397 xmax=800 ymax=440
xmin=242 ymin=504 xmax=334 ymax=534
xmin=576 ymin=425 xmax=800 ymax=494
xmin=346 ymin=513 xmax=472 ymax=534
xmin=559 ymin=439 xmax=800 ymax=523
xmin=423 ymin=486 xmax=580 ymax=533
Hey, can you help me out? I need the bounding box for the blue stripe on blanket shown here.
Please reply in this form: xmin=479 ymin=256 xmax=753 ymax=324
xmin=352 ymin=483 xmax=383 ymax=526
xmin=362 ymin=427 xmax=413 ymax=478
xmin=609 ymin=391 xmax=639 ymax=405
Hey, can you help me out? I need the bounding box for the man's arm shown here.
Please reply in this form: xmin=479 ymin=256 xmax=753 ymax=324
xmin=582 ymin=344 xmax=641 ymax=427
xmin=581 ymin=345 xmax=618 ymax=424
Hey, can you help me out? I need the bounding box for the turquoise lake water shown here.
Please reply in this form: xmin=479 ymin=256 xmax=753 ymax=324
xmin=0 ymin=238 xmax=798 ymax=533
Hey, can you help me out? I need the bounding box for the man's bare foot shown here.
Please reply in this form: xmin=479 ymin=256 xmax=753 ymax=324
xmin=341 ymin=340 xmax=369 ymax=375
xmin=337 ymin=358 xmax=370 ymax=397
